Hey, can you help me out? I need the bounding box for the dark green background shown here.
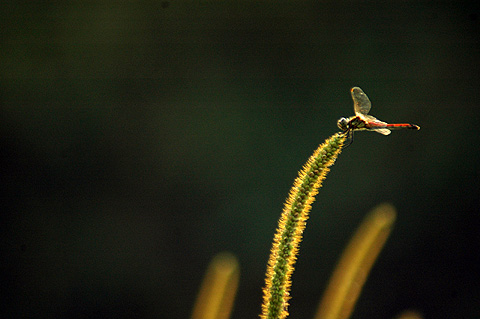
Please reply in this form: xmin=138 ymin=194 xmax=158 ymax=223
xmin=2 ymin=1 xmax=479 ymax=318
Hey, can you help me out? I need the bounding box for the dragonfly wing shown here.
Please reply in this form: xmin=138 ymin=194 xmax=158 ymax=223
xmin=362 ymin=115 xmax=390 ymax=135
xmin=351 ymin=87 xmax=371 ymax=115
xmin=363 ymin=114 xmax=386 ymax=125
xmin=371 ymin=128 xmax=391 ymax=135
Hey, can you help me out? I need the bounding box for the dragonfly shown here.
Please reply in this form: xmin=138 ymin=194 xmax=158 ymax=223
xmin=337 ymin=87 xmax=420 ymax=145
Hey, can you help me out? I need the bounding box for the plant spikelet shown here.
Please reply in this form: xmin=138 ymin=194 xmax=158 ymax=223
xmin=261 ymin=133 xmax=346 ymax=319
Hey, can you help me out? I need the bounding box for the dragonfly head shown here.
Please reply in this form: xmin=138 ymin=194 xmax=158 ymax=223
xmin=337 ymin=117 xmax=349 ymax=132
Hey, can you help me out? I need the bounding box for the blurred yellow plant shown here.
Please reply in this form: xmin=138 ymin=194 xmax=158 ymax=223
xmin=394 ymin=310 xmax=424 ymax=319
xmin=191 ymin=252 xmax=240 ymax=319
xmin=314 ymin=203 xmax=396 ymax=319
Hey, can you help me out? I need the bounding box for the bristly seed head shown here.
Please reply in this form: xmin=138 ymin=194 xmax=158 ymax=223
xmin=261 ymin=133 xmax=346 ymax=319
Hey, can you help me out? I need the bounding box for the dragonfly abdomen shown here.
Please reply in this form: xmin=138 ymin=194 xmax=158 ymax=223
xmin=385 ymin=123 xmax=420 ymax=130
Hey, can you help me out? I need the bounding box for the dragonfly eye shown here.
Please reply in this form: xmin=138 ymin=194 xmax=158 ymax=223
xmin=337 ymin=117 xmax=348 ymax=131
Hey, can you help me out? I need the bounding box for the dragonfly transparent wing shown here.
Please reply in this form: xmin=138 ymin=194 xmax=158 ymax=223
xmin=371 ymin=128 xmax=391 ymax=135
xmin=362 ymin=114 xmax=391 ymax=135
xmin=351 ymin=87 xmax=371 ymax=116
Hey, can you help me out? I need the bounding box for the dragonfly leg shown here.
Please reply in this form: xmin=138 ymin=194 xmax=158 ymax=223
xmin=342 ymin=130 xmax=354 ymax=148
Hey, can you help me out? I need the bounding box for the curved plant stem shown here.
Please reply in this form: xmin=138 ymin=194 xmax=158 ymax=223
xmin=260 ymin=133 xmax=346 ymax=319
xmin=314 ymin=203 xmax=396 ymax=319
xmin=191 ymin=252 xmax=240 ymax=319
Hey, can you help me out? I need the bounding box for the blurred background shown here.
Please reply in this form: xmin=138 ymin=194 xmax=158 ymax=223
xmin=1 ymin=1 xmax=479 ymax=318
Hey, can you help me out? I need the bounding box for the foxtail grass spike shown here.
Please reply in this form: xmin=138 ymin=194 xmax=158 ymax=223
xmin=260 ymin=133 xmax=346 ymax=319
xmin=191 ymin=252 xmax=240 ymax=319
xmin=314 ymin=203 xmax=396 ymax=319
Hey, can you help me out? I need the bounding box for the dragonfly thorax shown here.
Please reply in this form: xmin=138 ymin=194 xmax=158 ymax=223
xmin=337 ymin=116 xmax=366 ymax=132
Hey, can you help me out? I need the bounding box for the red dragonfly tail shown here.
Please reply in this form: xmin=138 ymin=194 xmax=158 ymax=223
xmin=386 ymin=123 xmax=420 ymax=130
